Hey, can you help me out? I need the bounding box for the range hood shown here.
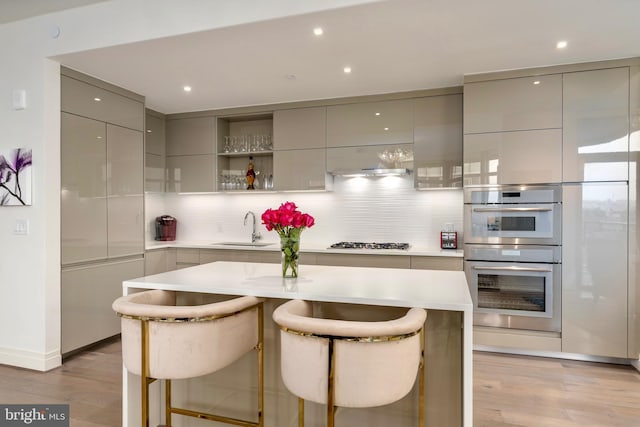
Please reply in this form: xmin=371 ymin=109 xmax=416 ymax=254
xmin=329 ymin=168 xmax=411 ymax=177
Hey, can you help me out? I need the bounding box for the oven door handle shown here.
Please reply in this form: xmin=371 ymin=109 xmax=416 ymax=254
xmin=472 ymin=266 xmax=553 ymax=273
xmin=472 ymin=207 xmax=553 ymax=213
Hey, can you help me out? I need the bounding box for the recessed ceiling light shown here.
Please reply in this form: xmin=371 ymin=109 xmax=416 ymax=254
xmin=183 ymin=86 xmax=192 ymax=92
xmin=375 ymin=112 xmax=381 ymax=116
xmin=343 ymin=66 xmax=352 ymax=74
xmin=146 ymin=129 xmax=152 ymax=133
xmin=93 ymin=97 xmax=101 ymax=102
xmin=556 ymin=40 xmax=568 ymax=49
xmin=384 ymin=127 xmax=389 ymax=131
xmin=313 ymin=27 xmax=323 ymax=36
xmin=533 ymin=80 xmax=541 ymax=85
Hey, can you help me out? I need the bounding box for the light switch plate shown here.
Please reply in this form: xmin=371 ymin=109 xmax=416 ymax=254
xmin=14 ymin=219 xmax=29 ymax=235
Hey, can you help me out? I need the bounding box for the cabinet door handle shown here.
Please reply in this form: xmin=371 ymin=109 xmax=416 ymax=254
xmin=472 ymin=265 xmax=553 ymax=273
xmin=472 ymin=207 xmax=552 ymax=213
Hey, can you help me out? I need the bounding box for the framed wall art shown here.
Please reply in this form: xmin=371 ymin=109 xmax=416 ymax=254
xmin=0 ymin=148 xmax=32 ymax=206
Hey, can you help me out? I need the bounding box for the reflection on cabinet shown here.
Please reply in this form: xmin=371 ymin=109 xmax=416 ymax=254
xmin=216 ymin=114 xmax=273 ymax=191
xmin=166 ymin=116 xmax=216 ymax=192
xmin=145 ymin=110 xmax=166 ymax=192
xmin=562 ymin=182 xmax=628 ymax=358
xmin=61 ymin=113 xmax=108 ymax=264
xmin=563 ymin=67 xmax=630 ymax=182
xmin=274 ymin=107 xmax=326 ymax=150
xmin=327 ymin=99 xmax=413 ymax=147
xmin=464 ymin=74 xmax=562 ymax=134
xmin=61 ymin=258 xmax=144 ymax=354
xmin=60 ymin=74 xmax=144 ymax=131
xmin=463 ymin=129 xmax=562 ymax=185
xmin=327 ymin=143 xmax=414 ymax=172
xmin=273 ymin=149 xmax=328 ymax=191
xmin=414 ymin=94 xmax=463 ymax=189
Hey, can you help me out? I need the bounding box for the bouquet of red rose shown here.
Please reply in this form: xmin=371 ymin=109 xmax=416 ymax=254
xmin=262 ymin=202 xmax=315 ymax=278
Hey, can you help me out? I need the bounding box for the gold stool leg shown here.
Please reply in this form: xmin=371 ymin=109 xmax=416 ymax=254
xmin=165 ymin=379 xmax=172 ymax=427
xmin=257 ymin=303 xmax=264 ymax=427
xmin=327 ymin=339 xmax=336 ymax=427
xmin=140 ymin=319 xmax=150 ymax=427
xmin=419 ymin=327 xmax=425 ymax=427
xmin=298 ymin=397 xmax=305 ymax=427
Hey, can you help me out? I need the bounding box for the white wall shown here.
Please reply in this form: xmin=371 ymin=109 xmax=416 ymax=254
xmin=147 ymin=176 xmax=463 ymax=249
xmin=0 ymin=0 xmax=378 ymax=370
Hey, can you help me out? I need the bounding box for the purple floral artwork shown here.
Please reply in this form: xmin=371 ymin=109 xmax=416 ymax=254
xmin=0 ymin=148 xmax=32 ymax=205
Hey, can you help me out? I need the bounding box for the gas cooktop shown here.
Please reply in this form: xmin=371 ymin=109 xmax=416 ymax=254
xmin=329 ymin=242 xmax=410 ymax=250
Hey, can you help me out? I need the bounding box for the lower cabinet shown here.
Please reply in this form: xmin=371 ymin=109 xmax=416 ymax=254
xmin=61 ymin=257 xmax=144 ymax=354
xmin=562 ymin=182 xmax=628 ymax=358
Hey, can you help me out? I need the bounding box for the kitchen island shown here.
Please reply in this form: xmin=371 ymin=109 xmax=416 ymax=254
xmin=121 ymin=261 xmax=473 ymax=427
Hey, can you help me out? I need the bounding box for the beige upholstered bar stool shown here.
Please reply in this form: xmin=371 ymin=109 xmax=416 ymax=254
xmin=272 ymin=299 xmax=427 ymax=427
xmin=112 ymin=290 xmax=265 ymax=427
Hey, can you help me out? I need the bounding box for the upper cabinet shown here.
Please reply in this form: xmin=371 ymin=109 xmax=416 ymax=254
xmin=145 ymin=110 xmax=166 ymax=192
xmin=61 ymin=75 xmax=144 ymax=132
xmin=273 ymin=107 xmax=328 ymax=191
xmin=274 ymin=107 xmax=326 ymax=150
xmin=166 ymin=116 xmax=216 ymax=192
xmin=413 ymin=94 xmax=463 ymax=189
xmin=563 ymin=67 xmax=629 ymax=182
xmin=464 ymin=74 xmax=562 ymax=134
xmin=326 ymin=99 xmax=413 ymax=147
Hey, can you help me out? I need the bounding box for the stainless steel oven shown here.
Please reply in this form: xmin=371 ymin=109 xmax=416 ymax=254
xmin=464 ymin=244 xmax=561 ymax=332
xmin=464 ymin=185 xmax=562 ymax=332
xmin=464 ymin=185 xmax=562 ymax=245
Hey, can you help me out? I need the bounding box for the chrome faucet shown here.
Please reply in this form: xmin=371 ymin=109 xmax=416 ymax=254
xmin=244 ymin=211 xmax=261 ymax=243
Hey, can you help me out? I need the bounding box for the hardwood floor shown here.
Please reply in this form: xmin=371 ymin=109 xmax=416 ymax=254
xmin=1 ymin=339 xmax=639 ymax=426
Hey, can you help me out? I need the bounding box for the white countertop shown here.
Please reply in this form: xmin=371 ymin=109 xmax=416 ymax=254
xmin=145 ymin=240 xmax=464 ymax=258
xmin=124 ymin=261 xmax=472 ymax=312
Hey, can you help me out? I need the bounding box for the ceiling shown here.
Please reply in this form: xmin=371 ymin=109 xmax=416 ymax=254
xmin=0 ymin=0 xmax=106 ymax=24
xmin=50 ymin=0 xmax=640 ymax=114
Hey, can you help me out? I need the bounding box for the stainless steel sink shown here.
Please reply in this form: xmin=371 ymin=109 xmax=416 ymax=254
xmin=210 ymin=242 xmax=274 ymax=247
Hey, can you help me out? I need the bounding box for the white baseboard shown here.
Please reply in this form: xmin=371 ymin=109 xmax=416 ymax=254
xmin=631 ymin=358 xmax=640 ymax=373
xmin=0 ymin=346 xmax=61 ymax=371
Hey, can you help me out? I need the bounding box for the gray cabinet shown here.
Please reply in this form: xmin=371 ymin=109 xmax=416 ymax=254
xmin=327 ymin=143 xmax=414 ymax=172
xmin=273 ymin=149 xmax=327 ymax=191
xmin=413 ymin=94 xmax=463 ymax=189
xmin=166 ymin=116 xmax=216 ymax=192
xmin=145 ymin=110 xmax=166 ymax=192
xmin=61 ymin=113 xmax=108 ymax=264
xmin=464 ymin=74 xmax=562 ymax=134
xmin=463 ymin=129 xmax=562 ymax=185
xmin=61 ymin=75 xmax=144 ymax=131
xmin=563 ymin=67 xmax=630 ymax=182
xmin=327 ymin=99 xmax=413 ymax=147
xmin=61 ymin=114 xmax=144 ymax=264
xmin=562 ymin=182 xmax=628 ymax=358
xmin=274 ymin=107 xmax=326 ymax=150
xmin=61 ymin=258 xmax=144 ymax=354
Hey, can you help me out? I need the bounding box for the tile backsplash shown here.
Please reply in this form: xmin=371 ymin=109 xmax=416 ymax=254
xmin=146 ymin=175 xmax=463 ymax=250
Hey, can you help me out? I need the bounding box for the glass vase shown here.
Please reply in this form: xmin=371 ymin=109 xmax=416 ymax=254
xmin=280 ymin=233 xmax=300 ymax=278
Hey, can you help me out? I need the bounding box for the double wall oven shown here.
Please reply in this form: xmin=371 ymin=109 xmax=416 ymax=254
xmin=463 ymin=185 xmax=562 ymax=332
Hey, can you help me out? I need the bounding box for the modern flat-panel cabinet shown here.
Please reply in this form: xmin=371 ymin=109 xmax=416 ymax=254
xmin=562 ymin=182 xmax=628 ymax=358
xmin=563 ymin=67 xmax=630 ymax=182
xmin=61 ymin=113 xmax=108 ymax=264
xmin=463 ymin=129 xmax=562 ymax=185
xmin=326 ymin=143 xmax=414 ymax=173
xmin=273 ymin=149 xmax=327 ymax=191
xmin=166 ymin=116 xmax=216 ymax=192
xmin=326 ymin=99 xmax=413 ymax=147
xmin=145 ymin=110 xmax=166 ymax=192
xmin=273 ymin=106 xmax=326 ymax=150
xmin=463 ymin=74 xmax=562 ymax=134
xmin=272 ymin=107 xmax=328 ymax=190
xmin=414 ymin=94 xmax=463 ymax=189
xmin=106 ymin=124 xmax=144 ymax=258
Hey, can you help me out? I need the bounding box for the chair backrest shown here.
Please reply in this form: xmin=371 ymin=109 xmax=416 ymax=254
xmin=273 ymin=299 xmax=427 ymax=408
xmin=113 ymin=290 xmax=263 ymax=379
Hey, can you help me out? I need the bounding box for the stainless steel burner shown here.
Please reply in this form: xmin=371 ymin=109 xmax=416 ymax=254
xmin=329 ymin=242 xmax=410 ymax=250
